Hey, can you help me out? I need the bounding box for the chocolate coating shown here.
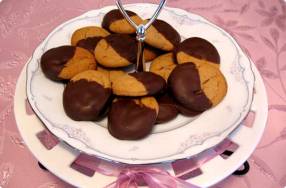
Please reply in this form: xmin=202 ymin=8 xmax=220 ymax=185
xmin=102 ymin=9 xmax=136 ymax=31
xmin=156 ymin=93 xmax=178 ymax=123
xmin=63 ymin=79 xmax=111 ymax=121
xmin=94 ymin=95 xmax=114 ymax=121
xmin=152 ymin=19 xmax=181 ymax=47
xmin=130 ymin=72 xmax=166 ymax=95
xmin=168 ymin=63 xmax=212 ymax=112
xmin=108 ymin=98 xmax=156 ymax=140
xmin=76 ymin=37 xmax=102 ymax=53
xmin=175 ymin=103 xmax=202 ymax=117
xmin=105 ymin=34 xmax=137 ymax=63
xmin=41 ymin=46 xmax=75 ymax=81
xmin=156 ymin=104 xmax=178 ymax=123
xmin=175 ymin=37 xmax=220 ymax=64
xmin=145 ymin=44 xmax=164 ymax=59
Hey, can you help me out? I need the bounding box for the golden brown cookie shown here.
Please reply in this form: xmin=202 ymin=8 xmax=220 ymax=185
xmin=175 ymin=37 xmax=220 ymax=68
xmin=94 ymin=34 xmax=137 ymax=68
xmin=168 ymin=62 xmax=227 ymax=112
xmin=71 ymin=70 xmax=111 ymax=88
xmin=108 ymin=97 xmax=158 ymax=140
xmin=102 ymin=9 xmax=143 ymax=34
xmin=145 ymin=19 xmax=181 ymax=51
xmin=150 ymin=53 xmax=176 ymax=81
xmin=97 ymin=66 xmax=111 ymax=79
xmin=97 ymin=66 xmax=126 ymax=84
xmin=109 ymin=70 xmax=126 ymax=83
xmin=112 ymin=72 xmax=166 ymax=97
xmin=63 ymin=70 xmax=112 ymax=121
xmin=41 ymin=46 xmax=96 ymax=81
xmin=71 ymin=26 xmax=110 ymax=45
xmin=198 ymin=63 xmax=227 ymax=106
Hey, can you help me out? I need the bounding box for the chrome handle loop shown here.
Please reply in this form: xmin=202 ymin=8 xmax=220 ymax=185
xmin=115 ymin=0 xmax=167 ymax=72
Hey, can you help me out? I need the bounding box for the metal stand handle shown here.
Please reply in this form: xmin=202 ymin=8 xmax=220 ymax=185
xmin=115 ymin=0 xmax=166 ymax=72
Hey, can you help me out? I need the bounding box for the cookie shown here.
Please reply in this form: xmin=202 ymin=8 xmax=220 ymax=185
xmin=150 ymin=53 xmax=176 ymax=81
xmin=97 ymin=66 xmax=126 ymax=84
xmin=71 ymin=26 xmax=110 ymax=47
xmin=198 ymin=63 xmax=227 ymax=106
xmin=76 ymin=37 xmax=104 ymax=54
xmin=63 ymin=70 xmax=112 ymax=121
xmin=112 ymin=72 xmax=166 ymax=97
xmin=102 ymin=9 xmax=143 ymax=34
xmin=94 ymin=34 xmax=137 ymax=68
xmin=109 ymin=70 xmax=126 ymax=83
xmin=168 ymin=62 xmax=227 ymax=112
xmin=96 ymin=66 xmax=111 ymax=78
xmin=156 ymin=93 xmax=178 ymax=124
xmin=41 ymin=46 xmax=96 ymax=81
xmin=145 ymin=19 xmax=181 ymax=51
xmin=175 ymin=37 xmax=220 ymax=68
xmin=108 ymin=97 xmax=158 ymax=140
xmin=144 ymin=45 xmax=163 ymax=62
xmin=175 ymin=103 xmax=202 ymax=117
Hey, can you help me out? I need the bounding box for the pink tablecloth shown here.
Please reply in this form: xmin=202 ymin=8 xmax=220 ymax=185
xmin=0 ymin=0 xmax=286 ymax=187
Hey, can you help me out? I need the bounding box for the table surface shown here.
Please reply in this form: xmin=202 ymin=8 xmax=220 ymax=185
xmin=0 ymin=0 xmax=286 ymax=187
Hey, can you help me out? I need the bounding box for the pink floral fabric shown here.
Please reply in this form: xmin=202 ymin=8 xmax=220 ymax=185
xmin=0 ymin=0 xmax=285 ymax=187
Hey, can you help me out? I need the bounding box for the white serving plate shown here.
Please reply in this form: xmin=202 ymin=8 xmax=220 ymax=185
xmin=15 ymin=60 xmax=267 ymax=188
xmin=26 ymin=4 xmax=254 ymax=164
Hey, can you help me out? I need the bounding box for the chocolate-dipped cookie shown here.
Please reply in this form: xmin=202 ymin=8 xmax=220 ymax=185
xmin=76 ymin=37 xmax=103 ymax=54
xmin=94 ymin=34 xmax=137 ymax=68
xmin=71 ymin=26 xmax=110 ymax=50
xmin=112 ymin=72 xmax=166 ymax=97
xmin=102 ymin=9 xmax=143 ymax=34
xmin=175 ymin=103 xmax=202 ymax=117
xmin=198 ymin=63 xmax=227 ymax=106
xmin=145 ymin=19 xmax=181 ymax=51
xmin=109 ymin=70 xmax=126 ymax=83
xmin=63 ymin=70 xmax=112 ymax=121
xmin=97 ymin=66 xmax=126 ymax=84
xmin=41 ymin=46 xmax=96 ymax=81
xmin=108 ymin=97 xmax=158 ymax=140
xmin=150 ymin=53 xmax=177 ymax=81
xmin=168 ymin=62 xmax=227 ymax=112
xmin=156 ymin=93 xmax=178 ymax=124
xmin=175 ymin=37 xmax=220 ymax=68
xmin=144 ymin=45 xmax=163 ymax=62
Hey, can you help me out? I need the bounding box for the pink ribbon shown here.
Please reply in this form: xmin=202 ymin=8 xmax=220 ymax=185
xmin=172 ymin=139 xmax=234 ymax=179
xmin=38 ymin=128 xmax=236 ymax=188
xmin=37 ymin=129 xmax=59 ymax=150
xmin=104 ymin=167 xmax=199 ymax=188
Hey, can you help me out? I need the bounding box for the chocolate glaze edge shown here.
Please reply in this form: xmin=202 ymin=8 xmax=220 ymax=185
xmin=104 ymin=34 xmax=137 ymax=63
xmin=41 ymin=46 xmax=76 ymax=81
xmin=102 ymin=9 xmax=137 ymax=30
xmin=175 ymin=37 xmax=220 ymax=64
xmin=76 ymin=37 xmax=103 ymax=53
xmin=151 ymin=19 xmax=181 ymax=48
xmin=168 ymin=62 xmax=212 ymax=112
xmin=130 ymin=72 xmax=166 ymax=95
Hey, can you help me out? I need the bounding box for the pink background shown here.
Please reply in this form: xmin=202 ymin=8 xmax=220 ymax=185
xmin=0 ymin=0 xmax=286 ymax=187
